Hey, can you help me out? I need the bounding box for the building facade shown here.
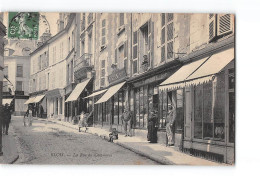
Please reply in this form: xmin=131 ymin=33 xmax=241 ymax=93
xmin=27 ymin=12 xmax=235 ymax=164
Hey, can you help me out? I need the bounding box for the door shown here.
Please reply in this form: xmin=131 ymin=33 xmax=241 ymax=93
xmin=184 ymin=87 xmax=192 ymax=140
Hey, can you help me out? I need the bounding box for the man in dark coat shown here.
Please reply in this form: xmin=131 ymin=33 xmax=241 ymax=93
xmin=3 ymin=103 xmax=12 ymax=135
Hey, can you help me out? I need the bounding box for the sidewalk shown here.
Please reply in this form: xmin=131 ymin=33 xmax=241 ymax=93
xmin=45 ymin=118 xmax=226 ymax=166
xmin=0 ymin=125 xmax=19 ymax=164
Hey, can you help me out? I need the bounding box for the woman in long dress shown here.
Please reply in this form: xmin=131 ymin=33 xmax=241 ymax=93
xmin=147 ymin=110 xmax=158 ymax=143
xmin=166 ymin=105 xmax=175 ymax=146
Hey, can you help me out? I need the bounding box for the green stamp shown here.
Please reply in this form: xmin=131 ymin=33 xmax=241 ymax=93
xmin=8 ymin=12 xmax=39 ymax=40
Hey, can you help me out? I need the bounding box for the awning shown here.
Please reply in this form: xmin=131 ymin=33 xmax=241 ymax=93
xmin=185 ymin=48 xmax=234 ymax=82
xmin=84 ymin=89 xmax=107 ymax=99
xmin=159 ymin=48 xmax=234 ymax=90
xmin=33 ymin=95 xmax=45 ymax=103
xmin=65 ymin=78 xmax=92 ymax=102
xmin=2 ymin=99 xmax=13 ymax=105
xmin=95 ymin=81 xmax=126 ymax=104
xmin=159 ymin=57 xmax=209 ymax=91
xmin=45 ymin=88 xmax=64 ymax=98
xmin=24 ymin=97 xmax=36 ymax=104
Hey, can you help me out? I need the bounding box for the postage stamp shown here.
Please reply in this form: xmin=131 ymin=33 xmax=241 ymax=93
xmin=8 ymin=12 xmax=39 ymax=40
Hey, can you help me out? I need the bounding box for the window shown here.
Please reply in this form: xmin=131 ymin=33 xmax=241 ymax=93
xmin=133 ymin=31 xmax=138 ymax=74
xmin=16 ymin=65 xmax=23 ymax=77
xmin=134 ymin=86 xmax=148 ymax=128
xmin=101 ymin=60 xmax=105 ymax=87
xmin=16 ymin=81 xmax=23 ymax=91
xmin=161 ymin=13 xmax=174 ymax=62
xmin=228 ymin=68 xmax=235 ymax=143
xmin=45 ymin=52 xmax=49 ymax=67
xmin=209 ymin=14 xmax=233 ymax=42
xmin=68 ymin=37 xmax=70 ymax=52
xmin=88 ymin=32 xmax=92 ymax=54
xmin=101 ymin=19 xmax=106 ymax=46
xmin=4 ymin=65 xmax=8 ymax=78
xmin=194 ymin=74 xmax=226 ymax=141
xmin=38 ymin=55 xmax=42 ymax=70
xmin=119 ymin=13 xmax=124 ymax=26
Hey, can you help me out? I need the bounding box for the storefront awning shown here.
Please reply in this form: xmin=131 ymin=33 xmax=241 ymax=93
xmin=2 ymin=99 xmax=13 ymax=105
xmin=159 ymin=48 xmax=234 ymax=91
xmin=84 ymin=89 xmax=107 ymax=99
xmin=24 ymin=97 xmax=36 ymax=104
xmin=185 ymin=48 xmax=234 ymax=83
xmin=33 ymin=95 xmax=45 ymax=103
xmin=65 ymin=78 xmax=92 ymax=103
xmin=159 ymin=57 xmax=209 ymax=91
xmin=95 ymin=81 xmax=126 ymax=104
xmin=45 ymin=88 xmax=64 ymax=98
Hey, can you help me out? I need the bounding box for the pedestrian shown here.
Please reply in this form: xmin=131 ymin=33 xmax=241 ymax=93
xmin=78 ymin=111 xmax=86 ymax=132
xmin=24 ymin=105 xmax=33 ymax=127
xmin=166 ymin=105 xmax=175 ymax=146
xmin=2 ymin=103 xmax=12 ymax=135
xmin=147 ymin=110 xmax=158 ymax=143
xmin=121 ymin=106 xmax=132 ymax=137
xmin=40 ymin=105 xmax=44 ymax=118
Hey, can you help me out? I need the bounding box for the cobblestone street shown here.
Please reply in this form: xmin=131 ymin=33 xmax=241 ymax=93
xmin=11 ymin=116 xmax=157 ymax=165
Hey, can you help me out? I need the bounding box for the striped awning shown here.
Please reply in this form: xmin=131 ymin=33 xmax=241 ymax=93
xmin=159 ymin=48 xmax=234 ymax=91
xmin=95 ymin=82 xmax=126 ymax=104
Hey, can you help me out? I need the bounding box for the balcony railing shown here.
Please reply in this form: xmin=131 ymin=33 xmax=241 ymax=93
xmin=74 ymin=53 xmax=92 ymax=73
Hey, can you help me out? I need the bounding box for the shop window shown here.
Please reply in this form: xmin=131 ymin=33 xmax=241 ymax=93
xmin=176 ymin=89 xmax=184 ymax=131
xmin=214 ymin=72 xmax=225 ymax=140
xmin=139 ymin=87 xmax=144 ymax=128
xmin=113 ymin=93 xmax=118 ymax=124
xmin=56 ymin=98 xmax=58 ymax=115
xmin=203 ymin=83 xmax=213 ymax=139
xmin=194 ymin=74 xmax=226 ymax=141
xmin=118 ymin=92 xmax=124 ymax=125
xmin=134 ymin=88 xmax=140 ymax=128
xmin=194 ymin=84 xmax=203 ymax=139
xmin=143 ymin=85 xmax=148 ymax=128
xmin=228 ymin=68 xmax=235 ymax=143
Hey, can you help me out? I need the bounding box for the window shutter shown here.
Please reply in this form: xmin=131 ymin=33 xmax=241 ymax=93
xmin=120 ymin=13 xmax=124 ymax=26
xmin=209 ymin=14 xmax=217 ymax=41
xmin=148 ymin=19 xmax=154 ymax=67
xmin=133 ymin=60 xmax=138 ymax=74
xmin=217 ymin=14 xmax=232 ymax=36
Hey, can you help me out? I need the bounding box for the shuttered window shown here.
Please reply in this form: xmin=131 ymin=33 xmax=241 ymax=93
xmin=115 ymin=48 xmax=117 ymax=63
xmin=133 ymin=31 xmax=138 ymax=74
xmin=209 ymin=14 xmax=233 ymax=42
xmin=101 ymin=19 xmax=106 ymax=46
xmin=101 ymin=60 xmax=105 ymax=87
xmin=161 ymin=13 xmax=174 ymax=62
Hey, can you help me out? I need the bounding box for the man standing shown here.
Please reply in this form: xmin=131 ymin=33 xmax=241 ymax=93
xmin=122 ymin=107 xmax=132 ymax=137
xmin=2 ymin=103 xmax=12 ymax=135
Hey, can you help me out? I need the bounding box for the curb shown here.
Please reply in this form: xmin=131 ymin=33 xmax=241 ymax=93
xmin=45 ymin=119 xmax=173 ymax=165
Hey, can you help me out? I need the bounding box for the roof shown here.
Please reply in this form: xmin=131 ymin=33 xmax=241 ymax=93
xmin=30 ymin=13 xmax=76 ymax=56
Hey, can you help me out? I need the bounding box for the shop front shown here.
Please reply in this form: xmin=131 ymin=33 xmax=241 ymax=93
xmin=128 ymin=65 xmax=179 ymax=143
xmin=45 ymin=88 xmax=65 ymax=119
xmin=94 ymin=81 xmax=127 ymax=132
xmin=32 ymin=94 xmax=47 ymax=118
xmin=159 ymin=47 xmax=235 ymax=164
xmin=65 ymin=78 xmax=93 ymax=124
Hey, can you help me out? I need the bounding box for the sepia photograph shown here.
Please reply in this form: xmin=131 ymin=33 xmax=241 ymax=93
xmin=0 ymin=11 xmax=235 ymax=165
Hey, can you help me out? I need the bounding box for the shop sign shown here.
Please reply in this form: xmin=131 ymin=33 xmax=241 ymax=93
xmin=108 ymin=68 xmax=127 ymax=84
xmin=133 ymin=72 xmax=170 ymax=87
